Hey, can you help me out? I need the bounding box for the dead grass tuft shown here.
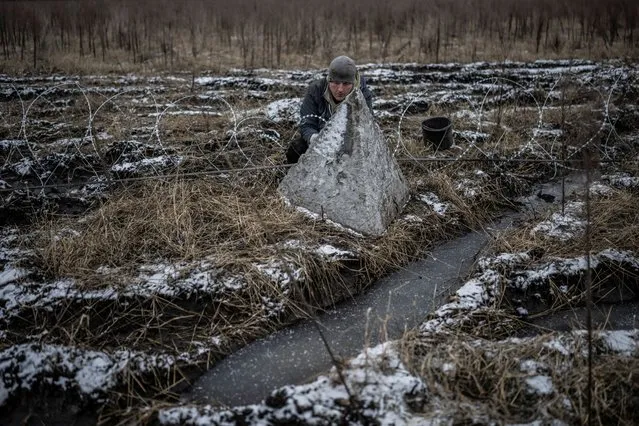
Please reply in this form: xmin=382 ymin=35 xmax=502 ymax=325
xmin=34 ymin=177 xmax=301 ymax=279
xmin=494 ymin=187 xmax=639 ymax=258
xmin=401 ymin=330 xmax=639 ymax=425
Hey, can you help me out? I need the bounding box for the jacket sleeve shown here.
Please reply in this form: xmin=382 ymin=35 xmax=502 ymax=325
xmin=359 ymin=75 xmax=374 ymax=114
xmin=299 ymin=84 xmax=322 ymax=143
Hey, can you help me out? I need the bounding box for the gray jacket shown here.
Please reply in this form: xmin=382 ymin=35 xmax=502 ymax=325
xmin=299 ymin=76 xmax=374 ymax=143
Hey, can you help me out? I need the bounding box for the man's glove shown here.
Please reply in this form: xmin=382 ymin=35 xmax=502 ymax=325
xmin=309 ymin=133 xmax=319 ymax=145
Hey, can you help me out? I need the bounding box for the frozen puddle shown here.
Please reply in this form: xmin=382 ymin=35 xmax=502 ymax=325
xmin=183 ymin=223 xmax=494 ymax=406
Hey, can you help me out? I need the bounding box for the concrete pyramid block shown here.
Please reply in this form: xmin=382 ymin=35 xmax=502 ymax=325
xmin=278 ymin=89 xmax=409 ymax=236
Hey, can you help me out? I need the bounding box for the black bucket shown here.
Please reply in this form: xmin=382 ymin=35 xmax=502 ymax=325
xmin=422 ymin=116 xmax=453 ymax=151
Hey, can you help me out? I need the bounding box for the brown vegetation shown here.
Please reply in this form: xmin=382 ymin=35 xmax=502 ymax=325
xmin=402 ymin=331 xmax=639 ymax=425
xmin=0 ymin=0 xmax=638 ymax=73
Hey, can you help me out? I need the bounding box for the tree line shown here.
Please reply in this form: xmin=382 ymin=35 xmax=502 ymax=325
xmin=0 ymin=0 xmax=636 ymax=71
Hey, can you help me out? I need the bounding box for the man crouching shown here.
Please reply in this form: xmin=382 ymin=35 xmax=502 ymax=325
xmin=286 ymin=55 xmax=374 ymax=164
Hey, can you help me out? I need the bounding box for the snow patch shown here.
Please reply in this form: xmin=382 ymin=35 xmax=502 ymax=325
xmin=531 ymin=201 xmax=585 ymax=241
xmin=417 ymin=192 xmax=449 ymax=216
xmin=314 ymin=244 xmax=354 ymax=260
xmin=265 ymin=98 xmax=301 ymax=123
xmin=600 ymin=330 xmax=638 ymax=355
xmin=111 ymin=155 xmax=182 ymax=174
xmin=0 ymin=260 xmax=250 ymax=319
xmin=525 ymin=375 xmax=554 ymax=396
xmin=158 ymin=342 xmax=425 ymax=425
xmin=602 ymin=173 xmax=639 ymax=189
xmin=0 ymin=343 xmax=201 ymax=407
xmin=254 ymin=260 xmax=301 ymax=289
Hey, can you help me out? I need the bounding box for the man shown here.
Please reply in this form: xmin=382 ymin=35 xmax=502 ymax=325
xmin=285 ymin=55 xmax=374 ymax=164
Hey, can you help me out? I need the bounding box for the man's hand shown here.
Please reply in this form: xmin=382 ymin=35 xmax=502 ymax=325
xmin=309 ymin=133 xmax=319 ymax=145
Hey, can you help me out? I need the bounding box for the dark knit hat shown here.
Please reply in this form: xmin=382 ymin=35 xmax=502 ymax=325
xmin=328 ymin=56 xmax=357 ymax=84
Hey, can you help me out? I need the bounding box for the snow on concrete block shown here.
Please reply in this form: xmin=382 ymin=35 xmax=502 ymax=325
xmin=278 ymin=89 xmax=409 ymax=236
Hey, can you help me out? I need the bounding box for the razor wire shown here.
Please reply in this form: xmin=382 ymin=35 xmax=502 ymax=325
xmin=0 ymin=64 xmax=636 ymax=196
xmin=393 ymin=70 xmax=629 ymax=175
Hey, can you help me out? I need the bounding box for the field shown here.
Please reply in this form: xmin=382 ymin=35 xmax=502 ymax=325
xmin=1 ymin=1 xmax=639 ymax=425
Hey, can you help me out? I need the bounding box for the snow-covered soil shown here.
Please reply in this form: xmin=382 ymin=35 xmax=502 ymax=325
xmin=1 ymin=59 xmax=638 ymax=424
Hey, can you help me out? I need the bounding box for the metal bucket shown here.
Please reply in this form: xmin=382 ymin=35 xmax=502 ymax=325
xmin=422 ymin=116 xmax=453 ymax=151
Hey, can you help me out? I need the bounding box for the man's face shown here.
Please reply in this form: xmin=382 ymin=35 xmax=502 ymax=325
xmin=328 ymin=81 xmax=354 ymax=102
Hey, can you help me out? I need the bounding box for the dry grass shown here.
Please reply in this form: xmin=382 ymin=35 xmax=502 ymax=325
xmin=401 ymin=330 xmax=639 ymax=425
xmin=31 ymin=166 xmax=502 ymax=280
xmin=493 ymin=187 xmax=639 ymax=258
xmin=34 ymin=179 xmax=289 ymax=278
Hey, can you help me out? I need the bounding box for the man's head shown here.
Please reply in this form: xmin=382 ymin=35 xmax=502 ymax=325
xmin=328 ymin=55 xmax=357 ymax=102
